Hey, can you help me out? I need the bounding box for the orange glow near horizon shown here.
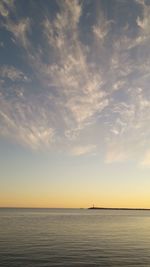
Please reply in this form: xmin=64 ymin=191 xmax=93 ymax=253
xmin=0 ymin=190 xmax=150 ymax=209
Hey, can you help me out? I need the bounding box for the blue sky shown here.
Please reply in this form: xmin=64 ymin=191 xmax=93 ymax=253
xmin=0 ymin=0 xmax=150 ymax=207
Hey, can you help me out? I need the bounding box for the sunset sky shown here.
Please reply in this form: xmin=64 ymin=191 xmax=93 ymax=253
xmin=1 ymin=0 xmax=150 ymax=208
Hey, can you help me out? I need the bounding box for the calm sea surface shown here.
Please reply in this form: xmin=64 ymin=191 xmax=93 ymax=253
xmin=0 ymin=208 xmax=150 ymax=266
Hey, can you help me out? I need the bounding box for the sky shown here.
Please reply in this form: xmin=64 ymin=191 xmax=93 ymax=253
xmin=0 ymin=0 xmax=150 ymax=208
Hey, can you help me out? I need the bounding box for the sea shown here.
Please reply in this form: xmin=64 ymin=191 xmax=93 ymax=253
xmin=0 ymin=208 xmax=150 ymax=267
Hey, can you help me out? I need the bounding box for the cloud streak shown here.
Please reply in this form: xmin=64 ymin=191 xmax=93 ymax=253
xmin=71 ymin=144 xmax=96 ymax=156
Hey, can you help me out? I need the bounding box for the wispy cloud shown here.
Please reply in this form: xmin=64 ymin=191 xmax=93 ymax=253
xmin=0 ymin=96 xmax=55 ymax=150
xmin=0 ymin=0 xmax=14 ymax=17
xmin=71 ymin=144 xmax=96 ymax=156
xmin=10 ymin=0 xmax=108 ymax=147
xmin=0 ymin=66 xmax=30 ymax=81
xmin=0 ymin=0 xmax=150 ymax=160
xmin=105 ymin=143 xmax=128 ymax=164
xmin=140 ymin=150 xmax=150 ymax=167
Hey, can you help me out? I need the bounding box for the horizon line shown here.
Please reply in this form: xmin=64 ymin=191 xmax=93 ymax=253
xmin=0 ymin=206 xmax=150 ymax=210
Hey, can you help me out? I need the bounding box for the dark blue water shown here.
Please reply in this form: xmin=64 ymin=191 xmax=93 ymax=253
xmin=0 ymin=208 xmax=150 ymax=266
